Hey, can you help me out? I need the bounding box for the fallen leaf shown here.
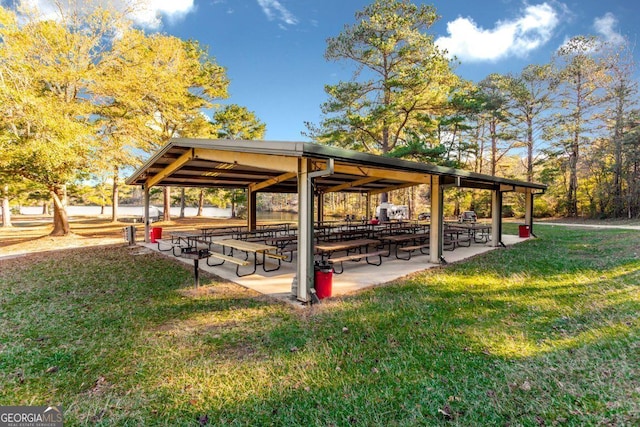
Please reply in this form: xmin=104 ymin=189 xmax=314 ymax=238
xmin=45 ymin=366 xmax=59 ymax=374
xmin=438 ymin=404 xmax=453 ymax=420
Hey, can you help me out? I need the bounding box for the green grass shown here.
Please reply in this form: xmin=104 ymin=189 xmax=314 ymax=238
xmin=1 ymin=225 xmax=639 ymax=426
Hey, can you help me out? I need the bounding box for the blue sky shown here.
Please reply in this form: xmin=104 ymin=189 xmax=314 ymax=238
xmin=14 ymin=0 xmax=640 ymax=141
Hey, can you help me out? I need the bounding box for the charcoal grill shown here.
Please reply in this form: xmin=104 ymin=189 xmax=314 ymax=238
xmin=180 ymin=248 xmax=211 ymax=288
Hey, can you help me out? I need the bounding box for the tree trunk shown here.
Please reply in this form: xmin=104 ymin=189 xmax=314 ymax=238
xmin=567 ymin=144 xmax=579 ymax=217
xmin=50 ymin=187 xmax=71 ymax=236
xmin=163 ymin=187 xmax=171 ymax=221
xmin=490 ymin=119 xmax=497 ymax=176
xmin=231 ymin=190 xmax=237 ymax=218
xmin=111 ymin=166 xmax=119 ymax=223
xmin=2 ymin=184 xmax=12 ymax=227
xmin=180 ymin=188 xmax=185 ymax=218
xmin=198 ymin=189 xmax=204 ymax=216
xmin=527 ymin=118 xmax=534 ymax=182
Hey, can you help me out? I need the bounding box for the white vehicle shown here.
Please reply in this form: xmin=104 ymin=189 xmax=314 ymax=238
xmin=376 ymin=203 xmax=409 ymax=220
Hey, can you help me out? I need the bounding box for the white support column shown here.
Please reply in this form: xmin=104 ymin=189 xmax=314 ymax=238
xmin=143 ymin=185 xmax=150 ymax=243
xmin=429 ymin=175 xmax=444 ymax=264
xmin=491 ymin=188 xmax=503 ymax=247
xmin=524 ymin=188 xmax=534 ymax=235
xmin=295 ymin=159 xmax=314 ymax=302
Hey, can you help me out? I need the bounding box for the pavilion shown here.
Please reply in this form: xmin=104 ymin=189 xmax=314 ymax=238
xmin=126 ymin=138 xmax=546 ymax=303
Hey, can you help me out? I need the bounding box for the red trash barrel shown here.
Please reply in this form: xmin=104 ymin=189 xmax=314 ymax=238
xmin=518 ymin=225 xmax=530 ymax=238
xmin=314 ymin=264 xmax=333 ymax=299
xmin=150 ymin=227 xmax=163 ymax=243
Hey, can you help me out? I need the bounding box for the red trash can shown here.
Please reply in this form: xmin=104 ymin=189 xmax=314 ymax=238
xmin=518 ymin=225 xmax=530 ymax=238
xmin=150 ymin=227 xmax=163 ymax=243
xmin=314 ymin=263 xmax=333 ymax=299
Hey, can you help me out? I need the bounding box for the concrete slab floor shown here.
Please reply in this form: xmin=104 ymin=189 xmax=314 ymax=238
xmin=141 ymin=234 xmax=529 ymax=306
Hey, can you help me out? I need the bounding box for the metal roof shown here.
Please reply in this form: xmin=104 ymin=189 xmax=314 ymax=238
xmin=126 ymin=138 xmax=547 ymax=194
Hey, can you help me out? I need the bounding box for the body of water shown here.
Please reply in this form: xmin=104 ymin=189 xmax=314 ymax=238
xmin=18 ymin=205 xmax=298 ymax=222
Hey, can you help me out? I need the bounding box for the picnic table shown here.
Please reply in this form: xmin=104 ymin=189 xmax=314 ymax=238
xmin=156 ymin=231 xmax=206 ymax=256
xmin=207 ymin=238 xmax=286 ymax=277
xmin=379 ymin=232 xmax=430 ymax=259
xmin=198 ymin=225 xmax=246 ymax=237
xmin=315 ymin=238 xmax=385 ymax=274
xmin=446 ymin=223 xmax=492 ymax=243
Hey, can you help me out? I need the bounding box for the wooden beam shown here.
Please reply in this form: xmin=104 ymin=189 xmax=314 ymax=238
xmin=333 ymin=164 xmax=432 ymax=184
xmin=194 ymin=148 xmax=298 ymax=173
xmin=368 ymin=182 xmax=418 ymax=195
xmin=324 ymin=176 xmax=380 ymax=193
xmin=249 ymin=171 xmax=298 ymax=192
xmin=145 ymin=148 xmax=194 ymax=188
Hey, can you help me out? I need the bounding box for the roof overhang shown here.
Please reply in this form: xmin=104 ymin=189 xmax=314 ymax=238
xmin=126 ymin=138 xmax=547 ymax=195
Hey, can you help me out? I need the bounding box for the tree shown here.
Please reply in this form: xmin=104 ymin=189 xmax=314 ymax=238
xmin=549 ymin=36 xmax=610 ymax=216
xmin=92 ymin=28 xmax=163 ymax=223
xmin=309 ymin=0 xmax=457 ymax=219
xmin=476 ymin=74 xmax=518 ymax=177
xmin=621 ymin=111 xmax=640 ymax=217
xmin=601 ymin=44 xmax=638 ymax=216
xmin=208 ymin=104 xmax=265 ymax=217
xmin=213 ymin=104 xmax=266 ymax=140
xmin=504 ymin=64 xmax=555 ymax=182
xmin=0 ymin=5 xmax=125 ymax=235
xmin=133 ymin=34 xmax=229 ymax=221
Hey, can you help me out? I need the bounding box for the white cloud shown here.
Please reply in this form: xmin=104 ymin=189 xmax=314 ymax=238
xmin=593 ymin=12 xmax=625 ymax=45
xmin=256 ymin=0 xmax=297 ymax=26
xmin=435 ymin=3 xmax=559 ymax=62
xmin=131 ymin=0 xmax=195 ymax=29
xmin=17 ymin=0 xmax=195 ymax=29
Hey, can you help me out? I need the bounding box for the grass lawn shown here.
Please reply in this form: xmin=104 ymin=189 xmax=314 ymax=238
xmin=1 ymin=224 xmax=639 ymax=425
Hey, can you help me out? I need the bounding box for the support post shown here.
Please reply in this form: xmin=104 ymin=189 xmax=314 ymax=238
xmin=524 ymin=188 xmax=535 ymax=237
xmin=429 ymin=175 xmax=444 ymax=264
xmin=247 ymin=189 xmax=257 ymax=231
xmin=296 ymin=159 xmax=314 ymax=302
xmin=143 ymin=185 xmax=150 ymax=243
xmin=491 ymin=187 xmax=504 ymax=247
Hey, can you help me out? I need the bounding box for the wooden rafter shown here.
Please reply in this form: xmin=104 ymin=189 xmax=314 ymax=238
xmin=249 ymin=172 xmax=298 ymax=192
xmin=145 ymin=148 xmax=194 ymax=188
